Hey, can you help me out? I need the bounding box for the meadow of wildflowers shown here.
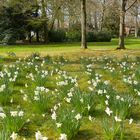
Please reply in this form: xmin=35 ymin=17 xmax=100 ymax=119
xmin=0 ymin=54 xmax=140 ymax=140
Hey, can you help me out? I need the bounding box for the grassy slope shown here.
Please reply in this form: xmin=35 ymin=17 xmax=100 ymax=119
xmin=0 ymin=38 xmax=140 ymax=57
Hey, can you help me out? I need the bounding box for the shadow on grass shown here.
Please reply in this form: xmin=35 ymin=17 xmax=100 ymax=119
xmin=74 ymin=129 xmax=102 ymax=140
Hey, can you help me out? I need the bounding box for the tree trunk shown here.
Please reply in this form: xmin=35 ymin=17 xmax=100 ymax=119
xmin=81 ymin=0 xmax=87 ymax=49
xmin=41 ymin=0 xmax=48 ymax=43
xmin=36 ymin=30 xmax=39 ymax=42
xmin=94 ymin=11 xmax=98 ymax=31
xmin=57 ymin=19 xmax=60 ymax=30
xmin=118 ymin=0 xmax=126 ymax=49
xmin=28 ymin=32 xmax=32 ymax=43
xmin=135 ymin=15 xmax=138 ymax=38
xmin=43 ymin=23 xmax=48 ymax=43
xmin=100 ymin=0 xmax=106 ymax=31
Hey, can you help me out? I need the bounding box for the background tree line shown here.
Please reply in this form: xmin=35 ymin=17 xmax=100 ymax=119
xmin=0 ymin=0 xmax=140 ymax=49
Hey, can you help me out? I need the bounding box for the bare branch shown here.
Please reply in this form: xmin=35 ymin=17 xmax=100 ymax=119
xmin=125 ymin=0 xmax=137 ymax=12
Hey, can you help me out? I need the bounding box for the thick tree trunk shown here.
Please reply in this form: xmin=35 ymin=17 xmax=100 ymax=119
xmin=118 ymin=12 xmax=125 ymax=49
xmin=81 ymin=0 xmax=87 ymax=49
xmin=118 ymin=0 xmax=126 ymax=49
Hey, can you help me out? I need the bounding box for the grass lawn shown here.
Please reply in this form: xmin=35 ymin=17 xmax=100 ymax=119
xmin=0 ymin=38 xmax=140 ymax=57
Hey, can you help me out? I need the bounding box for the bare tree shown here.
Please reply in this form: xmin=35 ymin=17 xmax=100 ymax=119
xmin=117 ymin=0 xmax=138 ymax=49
